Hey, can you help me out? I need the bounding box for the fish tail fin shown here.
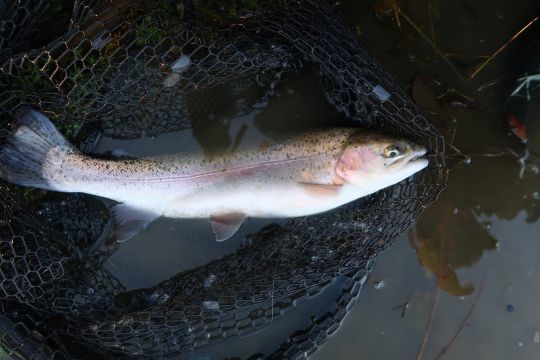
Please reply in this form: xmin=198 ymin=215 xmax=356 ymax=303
xmin=0 ymin=109 xmax=75 ymax=190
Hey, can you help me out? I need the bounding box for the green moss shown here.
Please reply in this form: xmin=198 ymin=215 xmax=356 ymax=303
xmin=135 ymin=16 xmax=167 ymax=47
xmin=21 ymin=188 xmax=47 ymax=203
xmin=355 ymin=25 xmax=364 ymax=38
xmin=197 ymin=0 xmax=266 ymax=20
xmin=6 ymin=186 xmax=48 ymax=209
xmin=59 ymin=115 xmax=82 ymax=138
xmin=11 ymin=62 xmax=55 ymax=95
xmin=244 ymin=0 xmax=260 ymax=10
xmin=57 ymin=47 xmax=107 ymax=139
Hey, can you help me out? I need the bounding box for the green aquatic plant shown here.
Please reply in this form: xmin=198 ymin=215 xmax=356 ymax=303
xmin=11 ymin=62 xmax=55 ymax=94
xmin=58 ymin=47 xmax=109 ymax=139
xmin=135 ymin=16 xmax=167 ymax=47
xmin=21 ymin=187 xmax=47 ymax=204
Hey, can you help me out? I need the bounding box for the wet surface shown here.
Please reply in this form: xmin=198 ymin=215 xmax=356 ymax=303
xmin=93 ymin=0 xmax=540 ymax=357
xmin=95 ymin=68 xmax=345 ymax=290
xmin=312 ymin=0 xmax=540 ymax=359
xmin=1 ymin=0 xmax=539 ymax=358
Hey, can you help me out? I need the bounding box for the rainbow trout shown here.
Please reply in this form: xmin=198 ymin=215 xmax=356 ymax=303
xmin=0 ymin=109 xmax=428 ymax=241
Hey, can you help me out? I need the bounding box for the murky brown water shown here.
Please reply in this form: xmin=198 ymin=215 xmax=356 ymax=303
xmin=96 ymin=0 xmax=540 ymax=358
xmin=314 ymin=0 xmax=540 ymax=359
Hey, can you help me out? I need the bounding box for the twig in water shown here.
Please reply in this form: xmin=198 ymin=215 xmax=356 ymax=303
xmin=476 ymin=77 xmax=508 ymax=92
xmin=518 ymin=148 xmax=529 ymax=179
xmin=470 ymin=16 xmax=539 ymax=79
xmin=445 ymin=140 xmax=471 ymax=165
xmin=427 ymin=0 xmax=436 ymax=52
xmin=445 ymin=53 xmax=489 ymax=60
xmin=510 ymin=74 xmax=540 ymax=100
xmin=397 ymin=8 xmax=464 ymax=81
xmin=435 ymin=252 xmax=494 ymax=359
xmin=392 ymin=296 xmax=411 ymax=319
xmin=393 ymin=6 xmax=402 ymax=30
xmin=416 ymin=275 xmax=441 ymax=360
xmin=436 ymin=88 xmax=475 ymax=102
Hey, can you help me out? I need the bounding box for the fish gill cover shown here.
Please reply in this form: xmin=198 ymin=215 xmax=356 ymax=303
xmin=0 ymin=0 xmax=446 ymax=358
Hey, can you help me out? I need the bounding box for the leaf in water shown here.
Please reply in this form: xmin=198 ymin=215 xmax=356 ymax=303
xmin=410 ymin=194 xmax=498 ymax=297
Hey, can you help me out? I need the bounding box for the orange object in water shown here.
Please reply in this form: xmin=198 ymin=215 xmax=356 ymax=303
xmin=507 ymin=114 xmax=528 ymax=143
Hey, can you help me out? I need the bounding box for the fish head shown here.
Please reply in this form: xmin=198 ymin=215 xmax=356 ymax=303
xmin=336 ymin=132 xmax=428 ymax=193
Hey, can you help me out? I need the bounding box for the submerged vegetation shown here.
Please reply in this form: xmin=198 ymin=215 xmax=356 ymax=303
xmin=135 ymin=16 xmax=168 ymax=47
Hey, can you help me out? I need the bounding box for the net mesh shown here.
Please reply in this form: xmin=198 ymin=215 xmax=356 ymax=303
xmin=0 ymin=0 xmax=446 ymax=358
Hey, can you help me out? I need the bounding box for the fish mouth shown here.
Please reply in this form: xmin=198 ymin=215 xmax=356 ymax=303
xmin=386 ymin=148 xmax=428 ymax=171
xmin=407 ymin=148 xmax=429 ymax=169
xmin=410 ymin=148 xmax=427 ymax=162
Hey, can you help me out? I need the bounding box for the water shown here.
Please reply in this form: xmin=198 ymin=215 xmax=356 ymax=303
xmin=92 ymin=67 xmax=357 ymax=357
xmin=312 ymin=0 xmax=540 ymax=359
xmin=91 ymin=0 xmax=540 ymax=357
xmin=95 ymin=68 xmax=345 ymax=290
xmin=95 ymin=0 xmax=540 ymax=358
xmin=11 ymin=0 xmax=537 ymax=358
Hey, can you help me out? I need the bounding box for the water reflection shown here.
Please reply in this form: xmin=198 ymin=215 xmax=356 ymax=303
xmin=337 ymin=0 xmax=540 ymax=298
xmin=93 ymin=68 xmax=346 ymax=290
xmin=313 ymin=0 xmax=540 ymax=358
xmin=410 ymin=81 xmax=540 ymax=297
xmin=409 ymin=187 xmax=498 ymax=296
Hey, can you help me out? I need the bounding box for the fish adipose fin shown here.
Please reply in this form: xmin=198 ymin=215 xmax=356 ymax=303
xmin=0 ymin=109 xmax=75 ymax=190
xmin=211 ymin=213 xmax=247 ymax=242
xmin=297 ymin=182 xmax=343 ymax=196
xmin=112 ymin=204 xmax=160 ymax=242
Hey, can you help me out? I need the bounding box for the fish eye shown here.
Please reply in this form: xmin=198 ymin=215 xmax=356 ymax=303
xmin=384 ymin=145 xmax=402 ymax=158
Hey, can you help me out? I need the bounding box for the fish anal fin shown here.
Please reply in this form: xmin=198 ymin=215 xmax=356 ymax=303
xmin=111 ymin=204 xmax=160 ymax=242
xmin=297 ymin=182 xmax=343 ymax=196
xmin=211 ymin=213 xmax=247 ymax=242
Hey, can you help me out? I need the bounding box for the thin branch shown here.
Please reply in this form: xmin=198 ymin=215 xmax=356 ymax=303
xmin=397 ymin=8 xmax=465 ymax=81
xmin=476 ymin=77 xmax=508 ymax=92
xmin=470 ymin=16 xmax=539 ymax=79
xmin=428 ymin=0 xmax=436 ymax=48
xmin=436 ymin=88 xmax=475 ymax=102
xmin=393 ymin=6 xmax=402 ymax=30
xmin=416 ymin=276 xmax=441 ymax=360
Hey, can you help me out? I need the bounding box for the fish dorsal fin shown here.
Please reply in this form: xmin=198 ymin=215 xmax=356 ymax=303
xmin=111 ymin=204 xmax=160 ymax=242
xmin=211 ymin=213 xmax=247 ymax=242
xmin=297 ymin=182 xmax=343 ymax=196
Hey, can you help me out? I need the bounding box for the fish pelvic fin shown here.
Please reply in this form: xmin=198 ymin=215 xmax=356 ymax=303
xmin=211 ymin=213 xmax=247 ymax=242
xmin=0 ymin=109 xmax=76 ymax=190
xmin=112 ymin=204 xmax=160 ymax=242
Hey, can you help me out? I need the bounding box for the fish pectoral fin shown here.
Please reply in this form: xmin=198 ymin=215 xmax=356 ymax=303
xmin=297 ymin=182 xmax=343 ymax=196
xmin=111 ymin=204 xmax=160 ymax=242
xmin=211 ymin=213 xmax=247 ymax=242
